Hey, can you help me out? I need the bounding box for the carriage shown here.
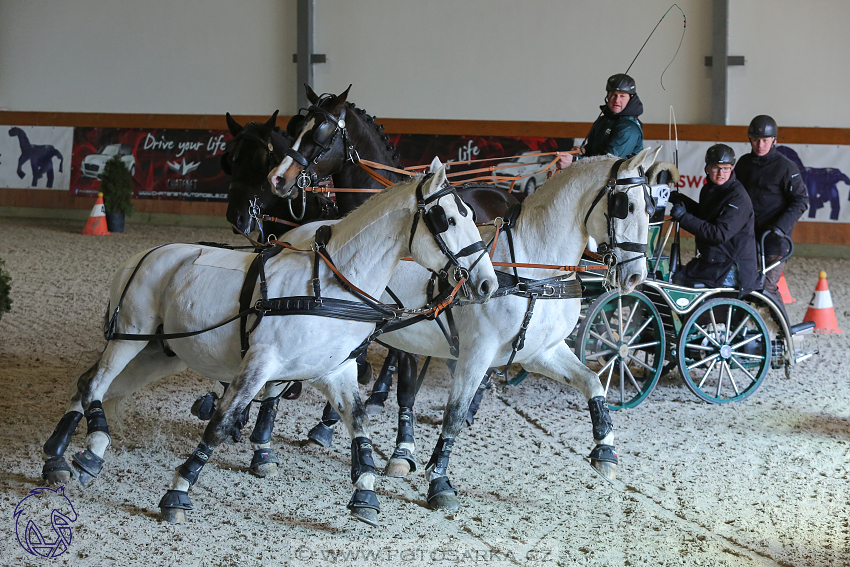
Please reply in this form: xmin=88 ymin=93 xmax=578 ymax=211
xmin=569 ymin=184 xmax=818 ymax=409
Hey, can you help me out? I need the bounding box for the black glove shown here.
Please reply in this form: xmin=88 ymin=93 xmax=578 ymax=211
xmin=668 ymin=192 xmax=683 ymax=205
xmin=670 ymin=203 xmax=687 ymax=221
xmin=769 ymin=225 xmax=786 ymax=237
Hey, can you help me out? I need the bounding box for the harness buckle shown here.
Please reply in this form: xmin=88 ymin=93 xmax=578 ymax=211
xmin=254 ymin=299 xmax=270 ymax=314
xmin=296 ymin=170 xmax=313 ymax=189
xmin=542 ymin=285 xmax=556 ymax=297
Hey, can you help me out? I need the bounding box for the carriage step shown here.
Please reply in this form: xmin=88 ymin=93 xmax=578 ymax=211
xmin=790 ymin=321 xmax=815 ymax=335
xmin=794 ymin=348 xmax=818 ymax=364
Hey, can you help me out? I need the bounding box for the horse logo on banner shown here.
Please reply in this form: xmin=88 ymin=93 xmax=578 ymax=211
xmin=7 ymin=127 xmax=65 ymax=188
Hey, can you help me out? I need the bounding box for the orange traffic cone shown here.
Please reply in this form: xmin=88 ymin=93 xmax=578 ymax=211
xmin=777 ymin=272 xmax=796 ymax=304
xmin=82 ymin=192 xmax=111 ymax=235
xmin=803 ymin=271 xmax=842 ymax=333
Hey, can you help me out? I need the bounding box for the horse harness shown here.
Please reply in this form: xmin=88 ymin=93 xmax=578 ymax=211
xmin=105 ymin=176 xmax=485 ymax=365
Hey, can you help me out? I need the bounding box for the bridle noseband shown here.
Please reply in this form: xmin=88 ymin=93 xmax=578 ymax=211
xmin=583 ymin=158 xmax=654 ymax=286
xmin=284 ymin=96 xmax=352 ymax=192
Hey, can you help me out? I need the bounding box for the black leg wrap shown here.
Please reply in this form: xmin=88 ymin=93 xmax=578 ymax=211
xmin=250 ymin=448 xmax=280 ymax=469
xmin=347 ymin=489 xmax=380 ymax=512
xmin=389 ymin=447 xmax=418 ymax=472
xmin=588 ymin=395 xmax=613 ymax=441
xmin=42 ymin=456 xmax=72 ymax=479
xmin=191 ymin=392 xmax=218 ymax=420
xmin=425 ymin=435 xmax=455 ymax=476
xmin=427 ymin=476 xmax=457 ymax=503
xmin=249 ymin=397 xmax=279 ymax=445
xmin=373 ymin=352 xmax=398 ymax=394
xmin=350 ymin=437 xmax=377 ymax=483
xmin=280 ymin=381 xmax=302 ymax=400
xmin=158 ymin=489 xmax=193 ymax=510
xmin=321 ymin=402 xmax=341 ymax=424
xmin=71 ymin=449 xmax=104 ymax=478
xmin=588 ymin=444 xmax=619 ymax=465
xmin=43 ymin=411 xmax=83 ymax=457
xmin=395 ymin=407 xmax=416 ymax=446
xmin=84 ymin=401 xmax=110 ymax=438
xmin=466 ymin=373 xmax=492 ymax=427
xmin=307 ymin=422 xmax=335 ymax=447
xmin=177 ymin=443 xmax=214 ymax=486
xmin=356 ymin=356 xmax=373 ymax=385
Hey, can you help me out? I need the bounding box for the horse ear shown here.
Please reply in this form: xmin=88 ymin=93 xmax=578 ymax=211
xmin=646 ymin=161 xmax=680 ymax=185
xmin=306 ymin=84 xmax=318 ymax=105
xmin=225 ymin=112 xmax=242 ymax=136
xmin=622 ymin=147 xmax=658 ymax=175
xmin=427 ymin=164 xmax=449 ymax=195
xmin=331 ymin=84 xmax=352 ymax=108
xmin=262 ymin=110 xmax=279 ymax=134
xmin=428 ymin=156 xmax=443 ymax=174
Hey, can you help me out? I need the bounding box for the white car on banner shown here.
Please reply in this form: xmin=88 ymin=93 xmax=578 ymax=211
xmin=81 ymin=144 xmax=136 ymax=179
xmin=491 ymin=151 xmax=553 ymax=196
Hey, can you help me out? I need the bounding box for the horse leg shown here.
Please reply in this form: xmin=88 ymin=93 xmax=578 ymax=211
xmin=311 ymin=360 xmax=380 ymax=527
xmin=424 ymin=352 xmax=494 ymax=511
xmin=247 ymin=382 xmax=290 ymax=478
xmin=159 ymin=350 xmax=272 ymax=524
xmin=69 ymin=340 xmax=153 ymax=486
xmin=521 ymin=342 xmax=618 ymax=481
xmin=365 ymin=348 xmax=399 ymax=415
xmin=466 ymin=369 xmax=494 ymax=427
xmin=306 ymin=402 xmax=340 ymax=448
xmin=355 ymin=350 xmax=372 ymax=385
xmin=384 ymin=352 xmax=419 ymax=478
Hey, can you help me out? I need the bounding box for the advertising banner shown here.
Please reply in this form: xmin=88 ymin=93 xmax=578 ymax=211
xmin=70 ymin=128 xmax=231 ymax=201
xmin=0 ymin=126 xmax=73 ymax=190
xmin=644 ymin=139 xmax=850 ymax=223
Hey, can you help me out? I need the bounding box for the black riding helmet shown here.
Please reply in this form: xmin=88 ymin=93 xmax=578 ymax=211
xmin=606 ymin=73 xmax=636 ymax=95
xmin=748 ymin=115 xmax=778 ymax=138
xmin=705 ymin=144 xmax=736 ymax=166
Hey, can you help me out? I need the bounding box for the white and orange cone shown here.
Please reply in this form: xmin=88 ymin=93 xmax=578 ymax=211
xmin=777 ymin=272 xmax=796 ymax=304
xmin=803 ymin=271 xmax=842 ymax=333
xmin=82 ymin=192 xmax=110 ymax=236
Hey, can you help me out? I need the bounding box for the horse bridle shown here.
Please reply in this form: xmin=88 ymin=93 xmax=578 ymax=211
xmin=284 ymin=95 xmax=353 ymax=193
xmin=583 ymin=158 xmax=655 ymax=281
xmin=408 ymin=175 xmax=488 ymax=295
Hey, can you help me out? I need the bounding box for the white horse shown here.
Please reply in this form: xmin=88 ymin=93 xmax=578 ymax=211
xmin=40 ymin=164 xmax=497 ymax=527
xmin=374 ymin=148 xmax=674 ymax=509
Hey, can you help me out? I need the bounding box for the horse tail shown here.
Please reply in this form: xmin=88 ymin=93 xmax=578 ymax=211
xmin=51 ymin=148 xmax=64 ymax=172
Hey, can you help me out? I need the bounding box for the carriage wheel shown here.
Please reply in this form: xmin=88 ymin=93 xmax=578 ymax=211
xmin=576 ymin=290 xmax=666 ymax=410
xmin=677 ymin=298 xmax=771 ymax=404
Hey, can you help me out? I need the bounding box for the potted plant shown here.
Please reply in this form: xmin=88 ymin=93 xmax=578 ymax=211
xmin=100 ymin=154 xmax=134 ymax=232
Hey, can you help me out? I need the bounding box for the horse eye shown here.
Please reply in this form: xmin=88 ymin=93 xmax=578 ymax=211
xmin=448 ymin=217 xmax=456 ymax=226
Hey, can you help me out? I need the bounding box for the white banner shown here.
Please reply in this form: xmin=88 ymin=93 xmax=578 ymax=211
xmin=0 ymin=125 xmax=73 ymax=190
xmin=644 ymin=139 xmax=850 ymax=223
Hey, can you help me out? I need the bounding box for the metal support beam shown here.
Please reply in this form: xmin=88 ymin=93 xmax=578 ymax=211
xmin=710 ymin=0 xmax=729 ymax=125
xmin=296 ymin=0 xmax=314 ymax=112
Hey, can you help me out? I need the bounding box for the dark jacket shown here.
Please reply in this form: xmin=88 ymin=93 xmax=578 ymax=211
xmin=582 ymin=95 xmax=644 ymax=158
xmin=676 ymin=173 xmax=759 ymax=295
xmin=734 ymin=146 xmax=808 ymax=255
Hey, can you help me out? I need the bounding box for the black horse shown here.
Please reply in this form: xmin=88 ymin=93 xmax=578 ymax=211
xmin=222 ymin=111 xmax=339 ymax=242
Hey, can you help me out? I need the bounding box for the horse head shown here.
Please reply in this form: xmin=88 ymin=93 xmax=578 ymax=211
xmin=410 ymin=159 xmax=497 ymax=302
xmin=222 ymin=111 xmax=297 ymax=236
xmin=583 ymin=147 xmax=662 ymax=295
xmin=268 ymin=85 xmax=403 ymax=213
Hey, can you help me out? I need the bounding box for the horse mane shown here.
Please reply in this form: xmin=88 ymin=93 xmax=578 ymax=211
xmin=345 ymin=102 xmax=401 ymax=168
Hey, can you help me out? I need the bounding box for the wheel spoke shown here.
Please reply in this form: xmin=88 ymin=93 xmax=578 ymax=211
xmin=617 ymin=296 xmax=624 ymax=340
xmin=621 ymin=299 xmax=638 ymax=339
xmin=725 ymin=303 xmax=733 ymax=343
xmin=626 ymin=353 xmax=656 ymax=373
xmin=697 ymin=357 xmax=719 ymax=389
xmin=686 ymin=342 xmax=715 ymax=352
xmin=715 ymin=360 xmax=726 ymax=397
xmin=687 ymin=350 xmax=720 ymax=370
xmin=733 ymin=352 xmax=765 ymax=361
xmin=626 ymin=316 xmax=654 ymax=346
xmin=619 ymin=359 xmax=626 ymax=404
xmin=585 ymin=348 xmax=616 ymax=360
xmin=729 ymin=315 xmax=750 ymax=343
xmin=629 ymin=340 xmax=661 ymax=350
xmin=694 ymin=323 xmax=722 ymax=348
xmin=729 ymin=355 xmax=757 ymax=381
xmin=589 ymin=330 xmax=618 ymax=350
xmin=601 ymin=309 xmax=616 ymax=342
xmin=732 ymin=333 xmax=762 ymax=350
xmin=623 ymin=363 xmax=642 ymax=391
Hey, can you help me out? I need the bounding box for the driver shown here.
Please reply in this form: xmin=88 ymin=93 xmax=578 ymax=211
xmin=670 ymin=144 xmax=758 ymax=294
xmin=557 ymin=73 xmax=645 ymax=168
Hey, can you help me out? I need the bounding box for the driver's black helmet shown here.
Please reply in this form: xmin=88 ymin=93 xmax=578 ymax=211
xmin=705 ymin=144 xmax=736 ymax=166
xmin=605 ymin=73 xmax=636 ymax=95
xmin=748 ymin=115 xmax=778 ymax=138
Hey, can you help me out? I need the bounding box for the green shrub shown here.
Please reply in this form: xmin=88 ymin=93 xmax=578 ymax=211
xmin=0 ymin=257 xmax=11 ymax=320
xmin=101 ymin=155 xmax=134 ymax=215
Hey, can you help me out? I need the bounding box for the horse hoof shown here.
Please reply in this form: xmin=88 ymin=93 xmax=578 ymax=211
xmin=43 ymin=470 xmax=71 ymax=486
xmin=42 ymin=456 xmax=72 ymax=486
xmin=383 ymin=458 xmax=411 ymax=478
xmin=160 ymin=507 xmax=187 ymax=524
xmin=428 ymin=491 xmax=461 ymax=511
xmin=365 ymin=401 xmax=384 ymax=417
xmin=350 ymin=507 xmax=379 ymax=527
xmin=591 ymin=459 xmax=617 ymax=481
xmin=250 ymin=462 xmax=279 ymax=478
xmin=74 ymin=467 xmax=96 ymax=487
xmin=306 ymin=422 xmax=334 ymax=448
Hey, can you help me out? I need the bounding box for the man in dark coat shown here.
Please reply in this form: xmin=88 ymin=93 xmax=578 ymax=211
xmin=734 ymin=115 xmax=808 ymax=298
xmin=670 ymin=144 xmax=758 ymax=295
xmin=557 ymin=73 xmax=644 ymax=168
